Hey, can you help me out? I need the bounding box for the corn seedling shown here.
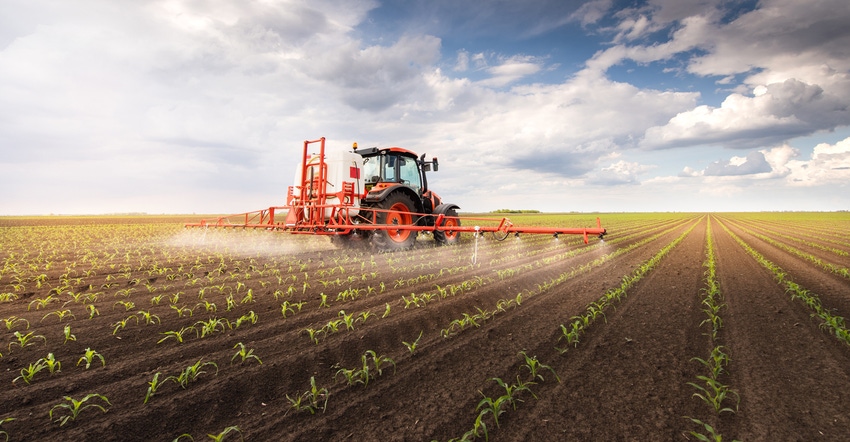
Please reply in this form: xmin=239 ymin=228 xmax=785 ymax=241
xmin=144 ymin=372 xmax=164 ymax=404
xmin=114 ymin=300 xmax=135 ymax=311
xmin=158 ymin=326 xmax=198 ymax=344
xmin=63 ymin=324 xmax=77 ymax=344
xmin=49 ymin=393 xmax=111 ymax=426
xmin=382 ymin=302 xmax=391 ymax=318
xmin=0 ymin=417 xmax=14 ymax=442
xmin=86 ymin=303 xmax=100 ymax=319
xmin=207 ymin=425 xmax=243 ymax=442
xmin=195 ymin=318 xmax=228 ymax=338
xmin=43 ymin=352 xmax=61 ymax=374
xmin=403 ymin=331 xmax=424 ymax=355
xmin=286 ymin=376 xmax=329 ymax=415
xmin=688 ymin=375 xmax=739 ymax=414
xmin=168 ymin=359 xmax=218 ymax=389
xmin=13 ymin=359 xmax=48 ymax=384
xmin=9 ymin=331 xmax=47 ymax=351
xmin=2 ymin=316 xmax=29 ymax=331
xmin=518 ymin=351 xmax=560 ymax=383
xmin=112 ymin=314 xmax=139 ymax=335
xmin=77 ymin=348 xmax=106 ymax=369
xmin=41 ymin=309 xmax=75 ymax=323
xmin=171 ymin=304 xmax=194 ymax=318
xmin=231 ymin=311 xmax=258 ymax=329
xmin=231 ymin=343 xmax=262 ymax=365
xmin=137 ymin=310 xmax=161 ymax=325
xmin=684 ymin=416 xmax=739 ymax=442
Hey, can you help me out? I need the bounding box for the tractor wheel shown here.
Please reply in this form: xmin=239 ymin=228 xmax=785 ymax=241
xmin=371 ymin=192 xmax=419 ymax=251
xmin=434 ymin=208 xmax=461 ymax=246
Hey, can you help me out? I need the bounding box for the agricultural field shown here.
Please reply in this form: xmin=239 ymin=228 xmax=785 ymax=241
xmin=2 ymin=212 xmax=850 ymax=441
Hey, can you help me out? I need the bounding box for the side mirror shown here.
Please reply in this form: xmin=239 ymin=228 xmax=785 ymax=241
xmin=423 ymin=163 xmax=432 ymax=172
xmin=432 ymin=157 xmax=439 ymax=172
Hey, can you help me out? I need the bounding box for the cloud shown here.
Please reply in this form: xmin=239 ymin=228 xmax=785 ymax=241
xmin=586 ymin=160 xmax=654 ymax=185
xmin=786 ymin=136 xmax=850 ymax=185
xmin=703 ymin=151 xmax=772 ymax=176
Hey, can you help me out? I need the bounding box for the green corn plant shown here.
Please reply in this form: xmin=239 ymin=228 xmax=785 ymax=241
xmin=43 ymin=352 xmax=61 ymax=374
xmin=41 ymin=309 xmax=75 ymax=323
xmin=688 ymin=375 xmax=740 ymax=414
xmin=77 ymin=348 xmax=106 ymax=369
xmin=113 ymin=300 xmax=135 ymax=311
xmin=382 ymin=302 xmax=391 ymax=318
xmin=403 ymin=331 xmax=424 ymax=355
xmin=13 ymin=359 xmax=48 ymax=385
xmin=197 ymin=300 xmax=217 ymax=313
xmin=207 ymin=425 xmax=243 ymax=442
xmin=137 ymin=310 xmax=161 ymax=325
xmin=171 ymin=304 xmax=194 ymax=318
xmin=684 ymin=416 xmax=739 ymax=442
xmin=2 ymin=316 xmax=29 ymax=331
xmin=49 ymin=393 xmax=111 ymax=426
xmin=144 ymin=372 xmax=165 ymax=404
xmin=9 ymin=331 xmax=47 ymax=351
xmin=231 ymin=311 xmax=258 ymax=329
xmin=158 ymin=326 xmax=198 ymax=344
xmin=167 ymin=359 xmax=218 ymax=389
xmin=304 ymin=328 xmax=323 ymax=344
xmin=28 ymin=295 xmax=58 ymax=311
xmin=231 ymin=343 xmax=262 ymax=365
xmin=63 ymin=324 xmax=76 ymax=344
xmin=195 ymin=318 xmax=228 ymax=338
xmin=112 ymin=315 xmax=139 ymax=335
xmin=86 ymin=303 xmax=100 ymax=319
xmin=286 ymin=376 xmax=329 ymax=415
xmin=0 ymin=416 xmax=14 ymax=442
xmin=339 ymin=310 xmax=355 ymax=330
xmin=518 ymin=351 xmax=560 ymax=383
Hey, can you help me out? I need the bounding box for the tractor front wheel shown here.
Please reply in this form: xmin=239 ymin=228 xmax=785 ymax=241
xmin=371 ymin=192 xmax=419 ymax=251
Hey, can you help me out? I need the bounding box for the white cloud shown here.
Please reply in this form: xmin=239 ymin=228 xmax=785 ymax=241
xmin=786 ymin=136 xmax=850 ymax=186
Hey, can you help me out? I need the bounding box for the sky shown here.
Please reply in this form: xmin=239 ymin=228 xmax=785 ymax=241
xmin=1 ymin=0 xmax=849 ymax=215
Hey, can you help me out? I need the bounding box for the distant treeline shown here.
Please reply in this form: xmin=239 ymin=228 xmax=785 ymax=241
xmin=490 ymin=209 xmax=541 ymax=214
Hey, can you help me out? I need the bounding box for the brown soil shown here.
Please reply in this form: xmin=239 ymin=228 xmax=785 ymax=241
xmin=2 ymin=214 xmax=850 ymax=441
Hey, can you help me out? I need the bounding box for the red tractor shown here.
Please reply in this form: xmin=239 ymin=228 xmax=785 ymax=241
xmin=186 ymin=137 xmax=606 ymax=252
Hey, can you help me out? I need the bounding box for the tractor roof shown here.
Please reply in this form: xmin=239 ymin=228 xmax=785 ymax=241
xmin=355 ymin=146 xmax=418 ymax=157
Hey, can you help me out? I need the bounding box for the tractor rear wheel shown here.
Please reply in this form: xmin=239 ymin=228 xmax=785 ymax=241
xmin=434 ymin=208 xmax=461 ymax=246
xmin=371 ymin=192 xmax=419 ymax=251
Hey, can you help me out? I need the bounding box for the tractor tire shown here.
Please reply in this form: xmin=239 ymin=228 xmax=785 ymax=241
xmin=434 ymin=208 xmax=461 ymax=246
xmin=371 ymin=192 xmax=419 ymax=251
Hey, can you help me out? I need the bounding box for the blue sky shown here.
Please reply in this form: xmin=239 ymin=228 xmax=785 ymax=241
xmin=1 ymin=0 xmax=849 ymax=215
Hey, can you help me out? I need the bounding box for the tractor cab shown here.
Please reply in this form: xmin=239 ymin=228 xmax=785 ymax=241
xmin=355 ymin=146 xmax=438 ymax=198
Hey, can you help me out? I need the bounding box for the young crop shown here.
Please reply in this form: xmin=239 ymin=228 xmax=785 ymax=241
xmin=207 ymin=425 xmax=243 ymax=442
xmin=286 ymin=376 xmax=329 ymax=415
xmin=137 ymin=310 xmax=162 ymax=325
xmin=518 ymin=351 xmax=560 ymax=383
xmin=43 ymin=352 xmax=61 ymax=374
xmin=113 ymin=300 xmax=135 ymax=311
xmin=49 ymin=393 xmax=111 ymax=426
xmin=231 ymin=311 xmax=258 ymax=329
xmin=334 ymin=350 xmax=395 ymax=387
xmin=403 ymin=331 xmax=424 ymax=355
xmin=8 ymin=331 xmax=47 ymax=351
xmin=168 ymin=359 xmax=219 ymax=389
xmin=0 ymin=417 xmax=14 ymax=442
xmin=231 ymin=343 xmax=262 ymax=365
xmin=41 ymin=309 xmax=75 ymax=323
xmin=171 ymin=304 xmax=194 ymax=318
xmin=112 ymin=314 xmax=139 ymax=335
xmin=195 ymin=318 xmax=228 ymax=338
xmin=144 ymin=372 xmax=165 ymax=404
xmin=158 ymin=326 xmax=198 ymax=344
xmin=13 ymin=359 xmax=48 ymax=385
xmin=2 ymin=316 xmax=29 ymax=331
xmin=86 ymin=304 xmax=100 ymax=319
xmin=63 ymin=324 xmax=77 ymax=344
xmin=77 ymin=348 xmax=106 ymax=369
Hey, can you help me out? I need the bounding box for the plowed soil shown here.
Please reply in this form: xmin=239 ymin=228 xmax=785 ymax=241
xmin=2 ymin=213 xmax=850 ymax=441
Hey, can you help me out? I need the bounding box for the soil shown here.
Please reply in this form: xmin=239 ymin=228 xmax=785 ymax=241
xmin=1 ymin=214 xmax=850 ymax=441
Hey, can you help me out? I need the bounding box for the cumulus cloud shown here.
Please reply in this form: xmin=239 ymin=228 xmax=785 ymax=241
xmin=786 ymin=136 xmax=850 ymax=185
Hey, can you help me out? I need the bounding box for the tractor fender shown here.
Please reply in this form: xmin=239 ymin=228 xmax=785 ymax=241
xmin=364 ymin=185 xmax=424 ymax=213
xmin=433 ymin=203 xmax=460 ymax=216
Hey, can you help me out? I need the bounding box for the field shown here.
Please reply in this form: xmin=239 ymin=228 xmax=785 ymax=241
xmin=2 ymin=212 xmax=850 ymax=441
